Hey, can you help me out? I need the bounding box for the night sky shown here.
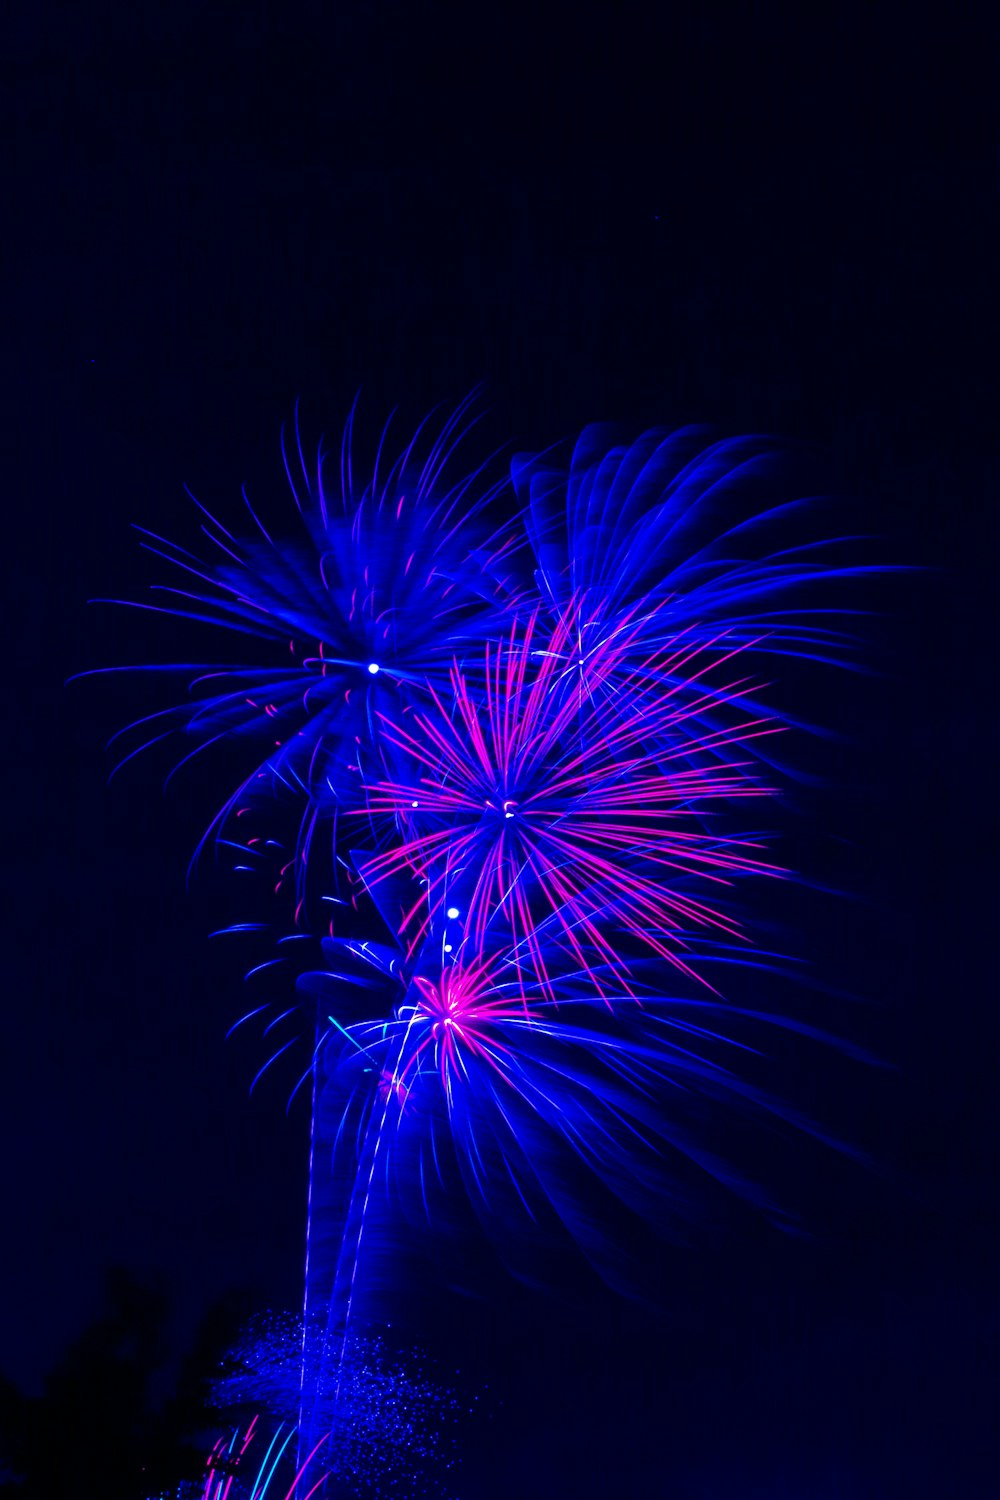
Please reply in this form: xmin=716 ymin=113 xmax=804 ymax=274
xmin=5 ymin=3 xmax=999 ymax=1495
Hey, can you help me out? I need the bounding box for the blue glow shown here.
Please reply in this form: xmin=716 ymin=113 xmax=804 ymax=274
xmin=208 ymin=1313 xmax=467 ymax=1497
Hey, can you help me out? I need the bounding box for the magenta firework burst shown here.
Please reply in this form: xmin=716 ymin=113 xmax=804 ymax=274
xmin=399 ymin=960 xmax=535 ymax=1098
xmin=356 ymin=600 xmax=785 ymax=994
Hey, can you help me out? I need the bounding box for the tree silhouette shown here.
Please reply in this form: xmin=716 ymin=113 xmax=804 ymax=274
xmin=0 ymin=1269 xmax=256 ymax=1499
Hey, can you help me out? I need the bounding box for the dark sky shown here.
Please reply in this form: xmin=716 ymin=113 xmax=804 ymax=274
xmin=5 ymin=3 xmax=999 ymax=1495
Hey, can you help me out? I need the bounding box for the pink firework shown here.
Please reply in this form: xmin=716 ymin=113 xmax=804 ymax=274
xmin=398 ymin=960 xmax=536 ymax=1103
xmin=355 ymin=602 xmax=787 ymax=994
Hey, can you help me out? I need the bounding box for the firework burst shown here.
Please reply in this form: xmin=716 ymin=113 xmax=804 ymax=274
xmin=89 ymin=399 xmax=527 ymax=875
xmin=355 ymin=601 xmax=785 ymax=993
xmin=301 ymin=934 xmax=864 ymax=1293
xmin=514 ymin=424 xmax=871 ymax=673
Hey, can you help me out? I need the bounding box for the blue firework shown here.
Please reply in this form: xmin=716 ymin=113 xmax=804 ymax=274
xmin=94 ymin=398 xmax=528 ymax=866
xmin=300 ymin=931 xmax=865 ymax=1292
xmin=511 ymin=424 xmax=881 ymax=775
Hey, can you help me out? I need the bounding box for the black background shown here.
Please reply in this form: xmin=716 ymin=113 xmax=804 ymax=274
xmin=4 ymin=3 xmax=998 ymax=1495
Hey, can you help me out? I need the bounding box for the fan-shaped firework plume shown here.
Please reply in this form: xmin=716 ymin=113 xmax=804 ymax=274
xmin=144 ymin=1415 xmax=323 ymax=1500
xmin=197 ymin=1415 xmax=328 ymax=1500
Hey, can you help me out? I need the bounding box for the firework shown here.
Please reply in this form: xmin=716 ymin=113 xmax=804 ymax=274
xmin=353 ymin=601 xmax=784 ymax=994
xmin=302 ymin=933 xmax=863 ymax=1287
xmin=89 ymin=399 xmax=526 ymax=886
xmin=514 ymin=424 xmax=870 ymax=674
xmin=86 ymin=402 xmax=878 ymax=1490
